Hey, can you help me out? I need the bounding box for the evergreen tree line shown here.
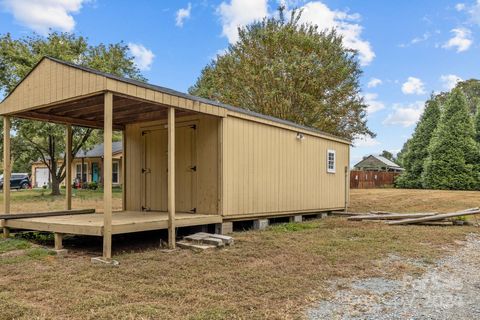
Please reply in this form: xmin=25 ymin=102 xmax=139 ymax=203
xmin=396 ymin=80 xmax=480 ymax=190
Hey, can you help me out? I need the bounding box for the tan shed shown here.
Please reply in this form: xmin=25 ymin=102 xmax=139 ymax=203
xmin=0 ymin=57 xmax=350 ymax=260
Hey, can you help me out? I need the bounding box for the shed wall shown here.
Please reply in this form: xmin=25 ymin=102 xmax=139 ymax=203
xmin=222 ymin=116 xmax=349 ymax=217
xmin=124 ymin=115 xmax=219 ymax=214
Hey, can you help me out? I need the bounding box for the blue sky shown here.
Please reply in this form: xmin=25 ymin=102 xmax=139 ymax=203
xmin=1 ymin=0 xmax=479 ymax=166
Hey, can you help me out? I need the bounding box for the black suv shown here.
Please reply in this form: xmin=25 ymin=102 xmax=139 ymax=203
xmin=0 ymin=173 xmax=31 ymax=190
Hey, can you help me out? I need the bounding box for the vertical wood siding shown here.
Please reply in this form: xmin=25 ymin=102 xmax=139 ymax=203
xmin=223 ymin=116 xmax=349 ymax=216
xmin=2 ymin=59 xmax=106 ymax=114
xmin=124 ymin=115 xmax=219 ymax=214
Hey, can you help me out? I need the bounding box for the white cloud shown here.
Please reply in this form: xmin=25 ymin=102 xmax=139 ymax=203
xmin=455 ymin=3 xmax=466 ymax=11
xmin=411 ymin=32 xmax=431 ymax=44
xmin=128 ymin=43 xmax=155 ymax=71
xmin=217 ymin=0 xmax=268 ymax=43
xmin=296 ymin=2 xmax=375 ymax=66
xmin=399 ymin=32 xmax=431 ymax=47
xmin=440 ymin=74 xmax=463 ymax=90
xmin=1 ymin=0 xmax=86 ymax=34
xmin=465 ymin=0 xmax=480 ymax=24
xmin=442 ymin=28 xmax=472 ymax=52
xmin=353 ymin=136 xmax=380 ymax=147
xmin=367 ymin=78 xmax=382 ymax=88
xmin=402 ymin=77 xmax=426 ymax=95
xmin=363 ymin=93 xmax=385 ymax=114
xmin=383 ymin=101 xmax=425 ymax=127
xmin=176 ymin=3 xmax=192 ymax=27
xmin=217 ymin=0 xmax=375 ymax=65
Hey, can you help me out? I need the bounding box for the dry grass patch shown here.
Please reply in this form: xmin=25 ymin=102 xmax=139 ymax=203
xmin=350 ymin=188 xmax=480 ymax=213
xmin=0 ymin=218 xmax=476 ymax=319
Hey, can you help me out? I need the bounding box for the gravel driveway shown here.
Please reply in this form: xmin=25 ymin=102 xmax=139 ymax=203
xmin=307 ymin=233 xmax=480 ymax=320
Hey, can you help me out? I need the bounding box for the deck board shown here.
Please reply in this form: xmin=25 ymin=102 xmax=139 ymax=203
xmin=4 ymin=211 xmax=222 ymax=236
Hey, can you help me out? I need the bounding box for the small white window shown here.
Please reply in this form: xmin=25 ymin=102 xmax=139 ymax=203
xmin=327 ymin=149 xmax=336 ymax=173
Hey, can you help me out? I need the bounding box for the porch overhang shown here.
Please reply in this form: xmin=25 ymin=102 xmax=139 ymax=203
xmin=0 ymin=56 xmax=226 ymax=128
xmin=10 ymin=93 xmax=199 ymax=130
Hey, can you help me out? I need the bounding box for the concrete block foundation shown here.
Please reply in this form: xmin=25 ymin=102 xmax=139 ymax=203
xmin=253 ymin=219 xmax=269 ymax=230
xmin=215 ymin=222 xmax=233 ymax=235
xmin=289 ymin=215 xmax=303 ymax=223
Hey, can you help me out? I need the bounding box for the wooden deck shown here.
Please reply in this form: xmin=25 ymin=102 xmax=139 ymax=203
xmin=3 ymin=211 xmax=222 ymax=236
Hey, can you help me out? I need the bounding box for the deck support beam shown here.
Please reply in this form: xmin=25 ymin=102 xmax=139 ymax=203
xmin=103 ymin=92 xmax=113 ymax=260
xmin=168 ymin=107 xmax=176 ymax=249
xmin=54 ymin=233 xmax=63 ymax=250
xmin=65 ymin=125 xmax=72 ymax=210
xmin=3 ymin=116 xmax=11 ymax=238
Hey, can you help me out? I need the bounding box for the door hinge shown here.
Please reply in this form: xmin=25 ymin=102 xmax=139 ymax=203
xmin=190 ymin=208 xmax=197 ymax=213
xmin=142 ymin=168 xmax=151 ymax=174
xmin=190 ymin=124 xmax=197 ymax=130
xmin=142 ymin=206 xmax=151 ymax=211
xmin=190 ymin=165 xmax=197 ymax=172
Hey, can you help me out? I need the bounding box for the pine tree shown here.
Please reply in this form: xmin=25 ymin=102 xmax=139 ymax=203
xmin=422 ymin=89 xmax=480 ymax=190
xmin=395 ymin=97 xmax=440 ymax=188
xmin=475 ymin=107 xmax=480 ymax=143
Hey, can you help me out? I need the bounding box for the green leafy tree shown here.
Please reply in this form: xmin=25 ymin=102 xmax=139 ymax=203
xmin=380 ymin=150 xmax=394 ymax=162
xmin=189 ymin=7 xmax=373 ymax=140
xmin=422 ymin=89 xmax=479 ymax=190
xmin=0 ymin=32 xmax=144 ymax=195
xmin=396 ymin=97 xmax=441 ymax=188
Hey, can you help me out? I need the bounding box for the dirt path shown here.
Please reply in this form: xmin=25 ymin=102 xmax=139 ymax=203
xmin=307 ymin=233 xmax=480 ymax=320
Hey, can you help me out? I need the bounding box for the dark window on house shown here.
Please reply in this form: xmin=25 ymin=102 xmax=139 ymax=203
xmin=112 ymin=162 xmax=119 ymax=184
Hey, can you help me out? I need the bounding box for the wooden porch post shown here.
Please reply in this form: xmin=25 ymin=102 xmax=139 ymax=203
xmin=103 ymin=92 xmax=113 ymax=259
xmin=121 ymin=130 xmax=126 ymax=211
xmin=168 ymin=107 xmax=176 ymax=249
xmin=65 ymin=125 xmax=72 ymax=210
xmin=2 ymin=116 xmax=11 ymax=238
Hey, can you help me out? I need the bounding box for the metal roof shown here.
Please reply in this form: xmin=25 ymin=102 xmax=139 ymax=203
xmin=76 ymin=141 xmax=122 ymax=158
xmin=372 ymin=155 xmax=401 ymax=168
xmin=36 ymin=56 xmax=350 ymax=144
xmin=354 ymin=154 xmax=403 ymax=170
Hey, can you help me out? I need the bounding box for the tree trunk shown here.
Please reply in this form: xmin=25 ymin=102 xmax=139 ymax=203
xmin=49 ymin=135 xmax=62 ymax=196
xmin=51 ymin=174 xmax=61 ymax=196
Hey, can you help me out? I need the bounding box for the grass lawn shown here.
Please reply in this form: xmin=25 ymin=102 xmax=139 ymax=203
xmin=0 ymin=188 xmax=478 ymax=319
xmin=0 ymin=188 xmax=123 ymax=213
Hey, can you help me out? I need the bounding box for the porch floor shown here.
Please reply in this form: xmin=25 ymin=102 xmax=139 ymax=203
xmin=4 ymin=211 xmax=222 ymax=236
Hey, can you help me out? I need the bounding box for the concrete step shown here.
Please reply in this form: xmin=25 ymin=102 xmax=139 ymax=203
xmin=182 ymin=232 xmax=234 ymax=250
xmin=177 ymin=241 xmax=216 ymax=252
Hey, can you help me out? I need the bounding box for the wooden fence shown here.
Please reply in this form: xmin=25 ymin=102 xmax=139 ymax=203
xmin=350 ymin=170 xmax=401 ymax=189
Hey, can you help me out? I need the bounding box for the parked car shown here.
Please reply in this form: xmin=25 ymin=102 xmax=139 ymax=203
xmin=0 ymin=173 xmax=31 ymax=190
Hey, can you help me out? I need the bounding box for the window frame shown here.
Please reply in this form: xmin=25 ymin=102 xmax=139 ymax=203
xmin=327 ymin=149 xmax=336 ymax=174
xmin=76 ymin=163 xmax=88 ymax=182
xmin=112 ymin=161 xmax=119 ymax=184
